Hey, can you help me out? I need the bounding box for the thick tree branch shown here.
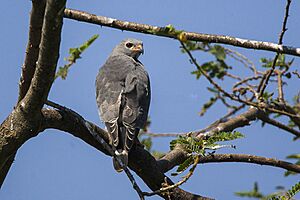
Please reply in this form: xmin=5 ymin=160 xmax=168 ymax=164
xmin=41 ymin=107 xmax=212 ymax=200
xmin=21 ymin=0 xmax=66 ymax=115
xmin=0 ymin=153 xmax=16 ymax=188
xmin=63 ymin=8 xmax=300 ymax=57
xmin=18 ymin=0 xmax=46 ymax=102
xmin=42 ymin=108 xmax=111 ymax=156
xmin=198 ymin=154 xmax=300 ymax=173
xmin=43 ymin=101 xmax=147 ymax=199
xmin=0 ymin=0 xmax=66 ymax=188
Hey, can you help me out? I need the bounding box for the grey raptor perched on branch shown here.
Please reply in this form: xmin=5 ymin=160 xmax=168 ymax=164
xmin=96 ymin=38 xmax=151 ymax=172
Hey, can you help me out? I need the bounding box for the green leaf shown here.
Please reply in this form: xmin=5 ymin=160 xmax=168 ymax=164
xmin=260 ymin=54 xmax=294 ymax=70
xmin=170 ymin=136 xmax=204 ymax=154
xmin=55 ymin=34 xmax=99 ymax=80
xmin=79 ymin=34 xmax=99 ymax=52
xmin=141 ymin=137 xmax=152 ymax=151
xmin=172 ymin=156 xmax=195 ymax=176
xmin=285 ymin=72 xmax=291 ymax=79
xmin=207 ymin=87 xmax=219 ymax=94
xmin=286 ymin=181 xmax=300 ymax=199
xmin=284 ymin=154 xmax=300 ymax=176
xmin=286 ymin=154 xmax=300 ymax=159
xmin=191 ymin=70 xmax=202 ymax=79
xmin=209 ymin=45 xmax=226 ymax=61
xmin=262 ymin=92 xmax=274 ymax=102
xmin=151 ymin=151 xmax=165 ymax=159
xmin=206 ymin=131 xmax=244 ymax=145
xmin=235 ymin=182 xmax=264 ymax=198
xmin=284 ymin=170 xmax=298 ymax=177
xmin=55 ymin=66 xmax=69 ymax=80
xmin=199 ymin=96 xmax=218 ymax=116
xmin=165 ymin=24 xmax=176 ymax=33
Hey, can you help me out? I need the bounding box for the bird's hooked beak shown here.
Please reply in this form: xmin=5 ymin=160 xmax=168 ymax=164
xmin=133 ymin=43 xmax=144 ymax=55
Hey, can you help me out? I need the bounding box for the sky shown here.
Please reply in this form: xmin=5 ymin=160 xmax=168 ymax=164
xmin=1 ymin=1 xmax=300 ymax=200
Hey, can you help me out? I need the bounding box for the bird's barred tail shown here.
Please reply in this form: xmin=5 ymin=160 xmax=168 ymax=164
xmin=112 ymin=150 xmax=128 ymax=172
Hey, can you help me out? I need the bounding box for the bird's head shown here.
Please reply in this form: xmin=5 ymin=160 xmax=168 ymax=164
xmin=112 ymin=38 xmax=144 ymax=59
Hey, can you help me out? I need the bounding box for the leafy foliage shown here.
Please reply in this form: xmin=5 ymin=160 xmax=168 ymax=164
xmin=148 ymin=24 xmax=186 ymax=41
xmin=284 ymin=154 xmax=300 ymax=176
xmin=141 ymin=137 xmax=152 ymax=151
xmin=235 ymin=182 xmax=264 ymax=198
xmin=182 ymin=41 xmax=235 ymax=117
xmin=236 ymin=181 xmax=300 ymax=200
xmin=55 ymin=34 xmax=99 ymax=80
xmin=262 ymin=91 xmax=275 ymax=103
xmin=285 ymin=181 xmax=300 ymax=199
xmin=199 ymin=96 xmax=218 ymax=116
xmin=171 ymin=155 xmax=196 ymax=176
xmin=184 ymin=42 xmax=231 ymax=80
xmin=170 ymin=131 xmax=244 ymax=176
xmin=260 ymin=54 xmax=293 ymax=70
xmin=206 ymin=131 xmax=244 ymax=144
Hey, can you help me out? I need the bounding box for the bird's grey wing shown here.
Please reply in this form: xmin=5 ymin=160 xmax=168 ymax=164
xmin=122 ymin=63 xmax=151 ymax=151
xmin=95 ymin=56 xmax=131 ymax=146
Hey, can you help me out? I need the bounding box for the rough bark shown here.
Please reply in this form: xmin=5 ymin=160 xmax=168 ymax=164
xmin=18 ymin=0 xmax=46 ymax=102
xmin=0 ymin=0 xmax=66 ymax=188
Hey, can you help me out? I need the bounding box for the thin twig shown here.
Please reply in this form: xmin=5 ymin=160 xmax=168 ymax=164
xmin=143 ymin=155 xmax=200 ymax=197
xmin=142 ymin=105 xmax=246 ymax=139
xmin=292 ymin=70 xmax=300 ymax=78
xmin=181 ymin=41 xmax=299 ymax=119
xmin=233 ymin=75 xmax=262 ymax=89
xmin=258 ymin=0 xmax=292 ymax=98
xmin=257 ymin=111 xmax=300 ymax=138
xmin=275 ymin=70 xmax=285 ymax=104
xmin=123 ymin=165 xmax=145 ymax=200
xmin=224 ymin=47 xmax=258 ymax=75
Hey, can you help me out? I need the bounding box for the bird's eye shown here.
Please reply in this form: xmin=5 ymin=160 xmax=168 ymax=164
xmin=126 ymin=42 xmax=134 ymax=48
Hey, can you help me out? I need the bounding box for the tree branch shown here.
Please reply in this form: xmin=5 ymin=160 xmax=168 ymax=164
xmin=258 ymin=0 xmax=291 ymax=98
xmin=257 ymin=111 xmax=300 ymax=138
xmin=41 ymin=106 xmax=212 ymax=200
xmin=158 ymin=108 xmax=259 ymax=173
xmin=63 ymin=8 xmax=300 ymax=57
xmin=144 ymin=155 xmax=200 ymax=197
xmin=42 ymin=104 xmax=145 ymax=199
xmin=21 ymin=0 xmax=66 ymax=115
xmin=18 ymin=0 xmax=46 ymax=102
xmin=180 ymin=40 xmax=299 ymax=119
xmin=198 ymin=154 xmax=300 ymax=173
xmin=0 ymin=153 xmax=16 ymax=188
xmin=0 ymin=0 xmax=66 ymax=188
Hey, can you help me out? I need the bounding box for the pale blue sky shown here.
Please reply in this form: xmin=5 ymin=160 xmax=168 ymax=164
xmin=1 ymin=1 xmax=299 ymax=200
